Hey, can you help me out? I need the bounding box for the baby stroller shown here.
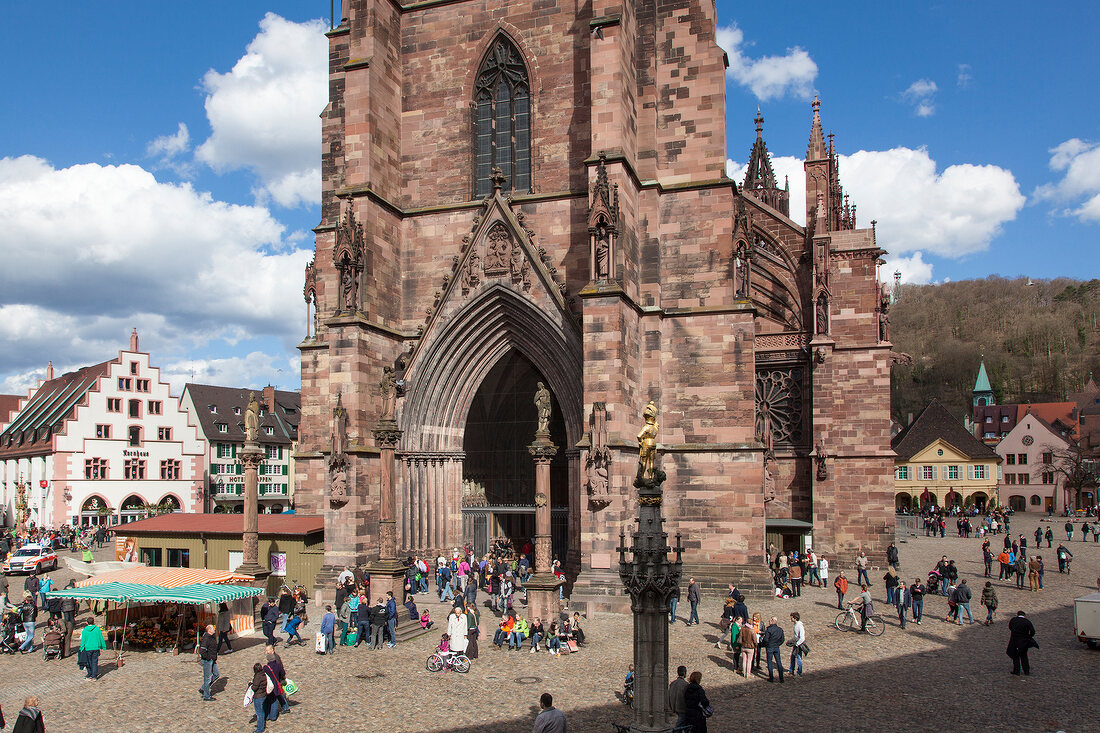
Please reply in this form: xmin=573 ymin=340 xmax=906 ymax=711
xmin=0 ymin=615 xmax=20 ymax=655
xmin=927 ymin=570 xmax=941 ymax=594
xmin=42 ymin=626 xmax=64 ymax=660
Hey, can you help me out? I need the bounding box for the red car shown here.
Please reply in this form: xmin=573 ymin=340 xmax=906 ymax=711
xmin=2 ymin=544 xmax=58 ymax=575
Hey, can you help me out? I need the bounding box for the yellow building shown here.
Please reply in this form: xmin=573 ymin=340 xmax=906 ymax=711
xmin=892 ymin=400 xmax=1001 ymax=511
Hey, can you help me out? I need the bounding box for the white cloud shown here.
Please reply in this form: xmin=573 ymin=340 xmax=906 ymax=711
xmin=146 ymin=122 xmax=190 ymax=159
xmin=956 ymin=64 xmax=972 ymax=88
xmin=0 ymin=155 xmax=312 ymax=381
xmin=195 ymin=13 xmax=328 ymax=208
xmin=730 ymin=146 xmax=1024 ymax=259
xmin=1034 ymin=138 xmax=1100 ymax=223
xmin=716 ymin=24 xmax=817 ymax=101
xmin=882 ymin=252 xmax=933 ymax=285
xmin=901 ymin=79 xmax=937 ymax=117
xmin=160 ymin=352 xmax=300 ymax=396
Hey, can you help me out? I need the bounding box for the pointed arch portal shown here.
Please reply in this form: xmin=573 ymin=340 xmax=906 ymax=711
xmin=398 ymin=284 xmax=582 ymax=559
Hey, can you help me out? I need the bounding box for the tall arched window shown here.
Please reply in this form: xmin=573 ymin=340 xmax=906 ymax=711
xmin=474 ymin=35 xmax=531 ymax=198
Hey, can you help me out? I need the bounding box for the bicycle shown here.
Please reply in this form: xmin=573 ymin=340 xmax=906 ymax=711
xmin=835 ymin=603 xmax=886 ymax=636
xmin=426 ymin=651 xmax=471 ymax=673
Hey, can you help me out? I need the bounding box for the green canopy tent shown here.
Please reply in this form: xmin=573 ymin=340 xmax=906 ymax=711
xmin=47 ymin=583 xmax=263 ymax=657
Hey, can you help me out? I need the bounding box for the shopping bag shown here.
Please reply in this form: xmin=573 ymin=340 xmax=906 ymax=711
xmin=243 ymin=687 xmax=254 ymax=708
xmin=284 ymin=679 xmax=298 ymax=696
xmin=566 ymin=640 xmax=579 ymax=652
xmin=315 ymin=632 xmax=326 ymax=653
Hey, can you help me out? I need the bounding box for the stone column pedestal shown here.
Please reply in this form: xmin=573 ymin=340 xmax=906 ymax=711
xmin=526 ymin=433 xmax=562 ymax=622
xmin=366 ymin=421 xmax=412 ymax=607
xmin=235 ymin=443 xmax=268 ymax=578
xmin=524 ymin=573 xmax=562 ymax=626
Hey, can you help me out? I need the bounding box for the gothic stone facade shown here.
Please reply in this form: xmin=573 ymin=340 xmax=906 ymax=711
xmin=296 ymin=0 xmax=895 ymax=594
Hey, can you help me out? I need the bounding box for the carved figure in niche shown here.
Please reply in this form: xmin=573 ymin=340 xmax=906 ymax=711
xmin=379 ymin=366 xmax=397 ymax=421
xmin=341 ymin=262 xmax=358 ymax=311
xmin=878 ymin=282 xmax=891 ymax=342
xmin=461 ymin=248 xmax=480 ymax=295
xmin=330 ymin=393 xmax=348 ymax=464
xmin=330 ymin=469 xmax=347 ymax=503
xmin=244 ymin=392 xmax=260 ymax=443
xmin=734 ymin=239 xmax=751 ymax=298
xmin=814 ymin=439 xmax=828 ymax=481
xmin=585 ymin=402 xmax=612 ymax=502
xmin=816 ymin=294 xmax=829 ymax=336
xmin=636 ymin=401 xmax=659 ymax=481
xmin=484 ymin=223 xmax=511 ymax=274
xmin=510 ymin=240 xmax=523 ymax=281
xmin=534 ymin=382 xmax=552 ymax=436
xmin=763 ymin=452 xmax=776 ymax=501
xmin=521 ymin=258 xmax=531 ymax=291
xmin=593 ymin=220 xmax=611 ymax=281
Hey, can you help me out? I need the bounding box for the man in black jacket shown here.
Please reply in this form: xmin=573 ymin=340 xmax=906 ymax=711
xmin=686 ymin=578 xmax=701 ymax=626
xmin=886 ymin=542 xmax=900 ymax=570
xmin=369 ymin=599 xmax=387 ymax=650
xmin=198 ymin=624 xmax=219 ymax=701
xmin=762 ymin=616 xmax=785 ymax=683
xmin=1006 ymin=610 xmax=1037 ymax=675
xmin=261 ymin=598 xmax=280 ymax=646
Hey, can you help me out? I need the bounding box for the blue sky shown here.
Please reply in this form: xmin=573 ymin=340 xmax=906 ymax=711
xmin=1 ymin=1 xmax=1097 ymax=395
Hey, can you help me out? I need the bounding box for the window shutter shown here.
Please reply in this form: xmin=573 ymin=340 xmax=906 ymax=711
xmin=282 ymin=464 xmax=288 ymax=476
xmin=278 ymin=446 xmax=283 ymax=459
xmin=236 ymin=463 xmax=242 ymax=476
xmin=231 ymin=444 xmax=237 ymax=458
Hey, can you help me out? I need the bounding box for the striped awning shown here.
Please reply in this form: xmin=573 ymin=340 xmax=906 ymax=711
xmin=47 ymin=582 xmax=261 ymax=605
xmin=75 ymin=567 xmax=255 ymax=588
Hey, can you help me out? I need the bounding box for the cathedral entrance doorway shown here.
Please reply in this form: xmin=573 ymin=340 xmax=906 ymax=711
xmin=460 ymin=350 xmax=569 ymax=559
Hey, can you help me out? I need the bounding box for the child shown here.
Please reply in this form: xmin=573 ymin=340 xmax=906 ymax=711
xmin=284 ymin=612 xmax=304 ymax=645
xmin=436 ymin=633 xmax=453 ymax=668
xmin=420 ymin=609 xmax=433 ymax=630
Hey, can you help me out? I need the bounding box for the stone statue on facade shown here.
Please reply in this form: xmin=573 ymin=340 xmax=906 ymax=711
xmin=244 ymin=392 xmax=260 ymax=443
xmin=534 ymin=382 xmax=552 ymax=436
xmin=816 ymin=294 xmax=829 ymax=336
xmin=379 ymin=366 xmax=397 ymax=422
xmin=636 ymin=401 xmax=659 ymax=481
xmin=594 ymin=221 xmax=611 ymax=281
xmin=734 ymin=239 xmax=751 ymax=298
xmin=330 ymin=393 xmax=349 ymax=505
xmin=585 ymin=402 xmax=612 ymax=504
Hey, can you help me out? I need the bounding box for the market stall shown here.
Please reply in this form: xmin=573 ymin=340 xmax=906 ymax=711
xmin=75 ymin=567 xmax=259 ymax=634
xmin=48 ymin=575 xmax=263 ymax=658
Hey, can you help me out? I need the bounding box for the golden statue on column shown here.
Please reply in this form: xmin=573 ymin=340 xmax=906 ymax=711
xmin=636 ymin=401 xmax=659 ymax=481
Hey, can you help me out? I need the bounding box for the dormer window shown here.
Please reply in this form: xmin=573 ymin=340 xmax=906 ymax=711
xmin=209 ymin=405 xmax=217 ymax=414
xmin=264 ymin=426 xmax=274 ymax=436
xmin=217 ymin=423 xmax=228 ymax=433
xmin=233 ymin=407 xmax=241 ymax=415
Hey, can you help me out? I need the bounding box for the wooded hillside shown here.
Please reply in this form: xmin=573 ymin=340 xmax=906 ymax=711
xmin=889 ymin=276 xmax=1100 ymax=423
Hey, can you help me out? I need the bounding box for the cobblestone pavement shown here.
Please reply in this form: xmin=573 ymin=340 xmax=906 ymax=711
xmin=1 ymin=516 xmax=1097 ymax=732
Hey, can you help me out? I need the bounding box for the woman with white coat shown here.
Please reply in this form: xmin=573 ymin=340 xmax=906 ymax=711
xmin=446 ymin=607 xmax=469 ymax=655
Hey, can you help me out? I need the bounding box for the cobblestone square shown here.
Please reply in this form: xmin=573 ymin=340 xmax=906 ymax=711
xmin=2 ymin=514 xmax=1096 ymax=733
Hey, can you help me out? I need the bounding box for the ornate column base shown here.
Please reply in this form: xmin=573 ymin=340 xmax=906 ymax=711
xmin=364 ymin=557 xmax=408 ymax=603
xmin=523 ymin=572 xmax=563 ymax=625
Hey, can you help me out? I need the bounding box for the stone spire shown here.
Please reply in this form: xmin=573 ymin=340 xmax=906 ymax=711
xmin=806 ymin=96 xmax=827 ymax=161
xmin=743 ymin=110 xmax=789 ymax=217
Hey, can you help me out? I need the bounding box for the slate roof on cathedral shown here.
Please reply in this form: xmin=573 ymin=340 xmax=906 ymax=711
xmin=0 ymin=361 xmax=113 ymax=459
xmin=892 ymin=399 xmax=1001 ymax=462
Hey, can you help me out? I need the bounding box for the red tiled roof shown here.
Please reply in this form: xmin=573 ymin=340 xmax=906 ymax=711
xmin=1017 ymin=402 xmax=1079 ymax=438
xmin=115 ymin=513 xmax=323 ymax=536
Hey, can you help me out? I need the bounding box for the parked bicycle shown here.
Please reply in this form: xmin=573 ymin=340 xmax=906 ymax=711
xmin=426 ymin=651 xmax=471 ymax=673
xmin=835 ymin=603 xmax=886 ymax=636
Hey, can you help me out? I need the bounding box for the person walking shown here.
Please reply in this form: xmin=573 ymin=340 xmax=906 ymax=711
xmin=818 ymin=554 xmax=829 ymax=589
xmin=894 ymin=581 xmax=911 ymax=629
xmin=261 ymin=598 xmax=279 ymax=646
xmin=683 ymin=671 xmax=711 ymax=732
xmin=686 ymin=578 xmax=701 ymax=626
xmin=385 ymin=591 xmax=398 ymax=648
xmin=1006 ymin=610 xmax=1037 ymax=675
xmin=833 ymin=572 xmax=848 ymax=609
xmin=1057 ymin=544 xmax=1073 ymax=574
xmin=762 ymin=616 xmax=785 ymax=683
xmin=248 ymin=662 xmax=277 ymax=733
xmin=982 ymin=545 xmax=993 ymax=578
xmin=198 ymin=624 xmax=220 ymax=701
xmin=532 ymin=692 xmax=566 ymax=733
xmin=738 ymin=616 xmax=758 ymax=679
xmin=667 ymin=666 xmax=688 ymax=729
xmin=1066 ymin=521 xmax=1074 ymax=541
xmin=1045 ymin=527 xmax=1054 ymax=548
xmin=446 ymin=605 xmax=469 ymax=657
xmin=1028 ymin=555 xmax=1041 ymax=592
xmin=319 ymin=605 xmax=336 ymax=654
xmin=884 ymin=567 xmax=899 ymax=605
xmin=669 ymin=582 xmax=680 ymax=624
xmin=910 ymin=578 xmax=925 ymax=624
xmin=78 ymin=618 xmax=107 ymax=680
xmin=18 ymin=592 xmax=36 ymax=653
xmin=216 ymin=602 xmax=233 ymax=653
xmin=264 ymin=645 xmax=292 ymax=716
xmin=981 ymin=581 xmax=998 ymax=625
xmin=886 ymin=542 xmax=900 ymax=570
xmin=955 ymin=579 xmax=974 ymax=625
xmin=788 ymin=612 xmax=806 ymax=675
xmin=789 ymin=562 xmax=802 ymax=597
xmin=855 ymin=551 xmax=870 ymax=587
xmin=11 ymin=697 xmax=43 ymax=733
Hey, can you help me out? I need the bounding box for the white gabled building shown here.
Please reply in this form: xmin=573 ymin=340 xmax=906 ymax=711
xmin=0 ymin=330 xmax=206 ymax=528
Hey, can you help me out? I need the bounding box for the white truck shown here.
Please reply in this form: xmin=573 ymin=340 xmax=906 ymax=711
xmin=1074 ymin=592 xmax=1100 ymax=649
